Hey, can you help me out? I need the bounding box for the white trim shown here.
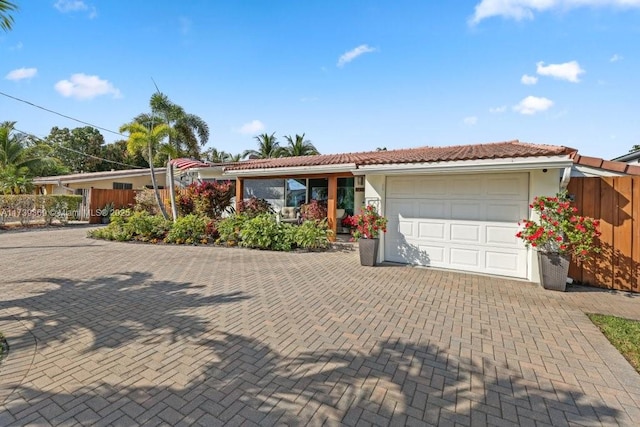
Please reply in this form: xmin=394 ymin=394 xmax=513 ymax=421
xmin=35 ymin=170 xmax=165 ymax=185
xmin=224 ymin=163 xmax=357 ymax=177
xmin=571 ymin=165 xmax=627 ymax=177
xmin=356 ymin=156 xmax=573 ymax=175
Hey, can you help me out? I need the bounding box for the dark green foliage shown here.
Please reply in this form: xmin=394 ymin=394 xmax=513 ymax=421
xmin=164 ymin=214 xmax=207 ymax=244
xmin=294 ymin=220 xmax=331 ymax=250
xmin=88 ymin=210 xmax=171 ymax=242
xmin=217 ymin=213 xmax=249 ymax=245
xmin=240 ymin=214 xmax=295 ymax=251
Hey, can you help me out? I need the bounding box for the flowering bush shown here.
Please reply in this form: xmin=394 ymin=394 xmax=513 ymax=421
xmin=300 ymin=199 xmax=327 ymax=222
xmin=516 ymin=191 xmax=601 ymax=262
xmin=350 ymin=204 xmax=388 ymax=240
xmin=342 ymin=215 xmax=356 ymax=228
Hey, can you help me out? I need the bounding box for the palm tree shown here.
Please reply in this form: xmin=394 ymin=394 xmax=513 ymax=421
xmin=0 ymin=0 xmax=17 ymax=32
xmin=283 ymin=133 xmax=319 ymax=157
xmin=242 ymin=133 xmax=283 ymax=159
xmin=227 ymin=153 xmax=242 ymax=163
xmin=119 ymin=121 xmax=171 ymax=219
xmin=0 ymin=122 xmax=55 ymax=194
xmin=138 ymin=92 xmax=209 ymax=159
xmin=203 ymin=147 xmax=231 ymax=163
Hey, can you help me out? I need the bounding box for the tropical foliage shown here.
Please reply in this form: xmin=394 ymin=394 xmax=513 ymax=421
xmin=283 ymin=133 xmax=319 ymax=157
xmin=243 ymin=132 xmax=283 ymax=159
xmin=0 ymin=0 xmax=17 ymax=32
xmin=346 ymin=204 xmax=388 ymax=240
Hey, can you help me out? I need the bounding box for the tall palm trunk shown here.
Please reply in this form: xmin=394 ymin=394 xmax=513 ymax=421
xmin=148 ymin=144 xmax=169 ymax=219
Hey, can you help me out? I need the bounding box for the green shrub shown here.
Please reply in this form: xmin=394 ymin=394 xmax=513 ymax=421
xmin=294 ymin=220 xmax=331 ymax=250
xmin=217 ymin=213 xmax=249 ymax=245
xmin=0 ymin=194 xmax=82 ymax=226
xmin=176 ymin=181 xmax=234 ymax=218
xmin=164 ymin=214 xmax=207 ymax=244
xmin=240 ymin=214 xmax=295 ymax=251
xmin=88 ymin=210 xmax=171 ymax=243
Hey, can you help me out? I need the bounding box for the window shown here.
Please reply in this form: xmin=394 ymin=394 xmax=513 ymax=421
xmin=286 ymin=179 xmax=307 ymax=207
xmin=113 ymin=182 xmax=133 ymax=190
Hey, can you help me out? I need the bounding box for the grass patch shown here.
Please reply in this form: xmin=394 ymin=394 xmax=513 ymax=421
xmin=588 ymin=314 xmax=640 ymax=373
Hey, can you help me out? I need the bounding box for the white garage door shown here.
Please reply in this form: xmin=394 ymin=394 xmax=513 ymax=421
xmin=385 ymin=173 xmax=529 ymax=278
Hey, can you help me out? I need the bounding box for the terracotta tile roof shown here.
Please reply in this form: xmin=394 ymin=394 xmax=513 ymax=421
xmin=571 ymin=153 xmax=640 ymax=175
xmin=224 ymin=140 xmax=576 ymax=171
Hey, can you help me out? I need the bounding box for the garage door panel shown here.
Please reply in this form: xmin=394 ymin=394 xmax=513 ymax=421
xmin=386 ymin=173 xmax=529 ymax=279
xmin=487 ymin=203 xmax=524 ymax=222
xmin=418 ymin=222 xmax=446 ymax=239
xmin=450 ymin=224 xmax=480 ymax=243
xmin=418 ymin=202 xmax=446 ymax=219
xmin=449 ymin=178 xmax=482 ymax=197
xmin=387 ymin=179 xmax=415 ymax=197
xmin=450 ymin=202 xmax=484 ymax=221
xmin=486 ymin=225 xmax=520 ymax=246
xmin=485 ymin=250 xmax=527 ymax=274
xmin=399 ymin=221 xmax=414 ymax=237
xmin=450 ymin=248 xmax=480 ymax=267
xmin=486 ymin=175 xmax=528 ymax=198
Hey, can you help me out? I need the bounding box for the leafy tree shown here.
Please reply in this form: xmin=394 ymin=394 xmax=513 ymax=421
xmin=0 ymin=122 xmax=57 ymax=193
xmin=136 ymin=92 xmax=209 ymax=159
xmin=283 ymin=133 xmax=319 ymax=157
xmin=203 ymin=147 xmax=231 ymax=163
xmin=227 ymin=153 xmax=242 ymax=163
xmin=45 ymin=126 xmax=106 ymax=173
xmin=0 ymin=0 xmax=17 ymax=32
xmin=119 ymin=121 xmax=171 ymax=219
xmin=630 ymin=145 xmax=640 ymax=153
xmin=242 ymin=132 xmax=283 ymax=159
xmin=101 ymin=140 xmax=149 ymax=170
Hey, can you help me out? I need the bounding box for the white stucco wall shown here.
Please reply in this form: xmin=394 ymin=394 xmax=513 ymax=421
xmin=364 ymin=175 xmax=386 ymax=263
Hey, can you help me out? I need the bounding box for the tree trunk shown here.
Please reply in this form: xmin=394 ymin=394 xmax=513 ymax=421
xmin=149 ymin=144 xmax=169 ymax=220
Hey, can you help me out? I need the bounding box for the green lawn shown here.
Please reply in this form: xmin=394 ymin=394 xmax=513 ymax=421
xmin=588 ymin=314 xmax=640 ymax=373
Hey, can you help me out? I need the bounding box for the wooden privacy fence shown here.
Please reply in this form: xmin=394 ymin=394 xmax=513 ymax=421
xmin=567 ymin=176 xmax=640 ymax=292
xmin=88 ymin=188 xmax=188 ymax=224
xmin=88 ymin=189 xmax=137 ymax=224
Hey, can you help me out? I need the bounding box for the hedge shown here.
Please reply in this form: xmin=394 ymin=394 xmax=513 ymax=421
xmin=0 ymin=195 xmax=83 ymax=225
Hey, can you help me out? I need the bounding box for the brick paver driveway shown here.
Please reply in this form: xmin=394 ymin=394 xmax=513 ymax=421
xmin=1 ymin=227 xmax=639 ymax=426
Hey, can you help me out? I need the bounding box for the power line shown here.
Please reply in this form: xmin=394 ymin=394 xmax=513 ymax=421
xmin=13 ymin=127 xmax=146 ymax=170
xmin=0 ymin=90 xmax=127 ymax=137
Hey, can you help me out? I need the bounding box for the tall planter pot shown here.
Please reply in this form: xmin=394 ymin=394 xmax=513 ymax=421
xmin=537 ymin=252 xmax=570 ymax=291
xmin=359 ymin=238 xmax=380 ymax=267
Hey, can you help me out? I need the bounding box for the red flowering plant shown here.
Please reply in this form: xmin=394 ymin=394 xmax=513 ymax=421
xmin=350 ymin=204 xmax=388 ymax=240
xmin=516 ymin=191 xmax=601 ymax=262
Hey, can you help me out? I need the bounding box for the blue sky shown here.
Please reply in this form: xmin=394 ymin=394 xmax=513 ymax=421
xmin=1 ymin=0 xmax=639 ymax=160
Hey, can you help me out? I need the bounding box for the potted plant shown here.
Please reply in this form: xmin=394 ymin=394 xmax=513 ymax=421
xmin=100 ymin=202 xmax=114 ymax=224
xmin=516 ymin=191 xmax=601 ymax=291
xmin=350 ymin=204 xmax=388 ymax=266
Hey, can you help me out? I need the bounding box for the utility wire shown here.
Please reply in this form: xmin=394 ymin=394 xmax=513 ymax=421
xmin=14 ymin=127 xmax=145 ymax=170
xmin=0 ymin=90 xmax=127 ymax=137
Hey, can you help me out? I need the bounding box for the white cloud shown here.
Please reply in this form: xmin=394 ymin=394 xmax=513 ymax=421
xmin=5 ymin=67 xmax=37 ymax=81
xmin=337 ymin=44 xmax=377 ymax=67
xmin=463 ymin=116 xmax=478 ymax=125
xmin=610 ymin=53 xmax=623 ymax=62
xmin=521 ymin=74 xmax=538 ymax=85
xmin=237 ymin=120 xmax=265 ymax=135
xmin=489 ymin=105 xmax=507 ymax=113
xmin=54 ymin=0 xmax=88 ymax=12
xmin=9 ymin=41 xmax=23 ymax=51
xmin=536 ymin=60 xmax=584 ymax=82
xmin=54 ymin=73 xmax=121 ymax=100
xmin=513 ymin=96 xmax=554 ymax=115
xmin=470 ymin=0 xmax=640 ymax=24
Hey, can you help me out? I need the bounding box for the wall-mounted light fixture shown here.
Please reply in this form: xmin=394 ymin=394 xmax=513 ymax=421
xmin=356 ymin=176 xmax=365 ymax=187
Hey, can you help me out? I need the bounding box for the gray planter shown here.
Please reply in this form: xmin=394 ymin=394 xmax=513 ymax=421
xmin=359 ymin=238 xmax=380 ymax=266
xmin=538 ymin=252 xmax=570 ymax=291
